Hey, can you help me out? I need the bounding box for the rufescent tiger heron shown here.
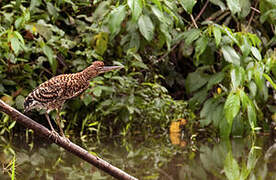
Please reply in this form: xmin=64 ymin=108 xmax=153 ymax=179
xmin=24 ymin=61 xmax=123 ymax=140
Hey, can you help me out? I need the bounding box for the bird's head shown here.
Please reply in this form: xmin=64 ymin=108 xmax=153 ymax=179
xmin=92 ymin=61 xmax=123 ymax=74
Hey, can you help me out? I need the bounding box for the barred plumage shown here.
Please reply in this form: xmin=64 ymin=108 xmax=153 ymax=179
xmin=24 ymin=61 xmax=123 ymax=140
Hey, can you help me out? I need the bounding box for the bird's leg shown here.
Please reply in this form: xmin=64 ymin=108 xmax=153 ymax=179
xmin=45 ymin=113 xmax=59 ymax=142
xmin=56 ymin=108 xmax=70 ymax=143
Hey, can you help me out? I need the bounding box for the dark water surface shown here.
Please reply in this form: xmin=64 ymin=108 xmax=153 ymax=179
xmin=0 ymin=133 xmax=276 ymax=180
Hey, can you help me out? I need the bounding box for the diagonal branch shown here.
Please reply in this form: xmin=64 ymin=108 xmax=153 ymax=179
xmin=0 ymin=100 xmax=138 ymax=180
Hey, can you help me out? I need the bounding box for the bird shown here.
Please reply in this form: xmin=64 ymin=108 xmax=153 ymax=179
xmin=24 ymin=61 xmax=123 ymax=141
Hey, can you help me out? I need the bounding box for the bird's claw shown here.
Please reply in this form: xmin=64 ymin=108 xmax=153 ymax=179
xmin=61 ymin=135 xmax=71 ymax=144
xmin=49 ymin=130 xmax=59 ymax=143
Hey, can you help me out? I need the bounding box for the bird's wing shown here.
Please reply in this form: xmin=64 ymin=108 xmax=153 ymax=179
xmin=33 ymin=76 xmax=67 ymax=102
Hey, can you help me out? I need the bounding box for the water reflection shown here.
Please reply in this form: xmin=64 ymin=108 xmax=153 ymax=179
xmin=0 ymin=134 xmax=276 ymax=179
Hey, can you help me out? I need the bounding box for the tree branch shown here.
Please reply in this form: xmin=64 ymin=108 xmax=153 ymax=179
xmin=0 ymin=100 xmax=138 ymax=180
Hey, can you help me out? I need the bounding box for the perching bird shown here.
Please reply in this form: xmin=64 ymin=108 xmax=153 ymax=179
xmin=24 ymin=61 xmax=123 ymax=140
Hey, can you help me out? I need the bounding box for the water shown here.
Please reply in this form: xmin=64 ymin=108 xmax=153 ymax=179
xmin=0 ymin=133 xmax=276 ymax=180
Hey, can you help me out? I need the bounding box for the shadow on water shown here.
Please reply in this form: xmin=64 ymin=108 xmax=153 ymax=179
xmin=0 ymin=132 xmax=276 ymax=180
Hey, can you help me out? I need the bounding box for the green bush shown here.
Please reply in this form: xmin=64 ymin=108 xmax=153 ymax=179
xmin=0 ymin=0 xmax=275 ymax=139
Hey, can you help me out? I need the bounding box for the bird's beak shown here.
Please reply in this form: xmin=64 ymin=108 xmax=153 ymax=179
xmin=99 ymin=66 xmax=124 ymax=74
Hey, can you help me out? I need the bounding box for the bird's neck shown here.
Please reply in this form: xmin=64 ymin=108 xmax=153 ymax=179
xmin=79 ymin=65 xmax=98 ymax=80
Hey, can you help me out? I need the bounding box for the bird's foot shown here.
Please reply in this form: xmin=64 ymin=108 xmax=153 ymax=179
xmin=49 ymin=130 xmax=60 ymax=143
xmin=61 ymin=135 xmax=71 ymax=144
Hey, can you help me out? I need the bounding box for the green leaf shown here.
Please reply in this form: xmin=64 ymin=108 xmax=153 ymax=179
xmin=92 ymin=86 xmax=102 ymax=97
xmin=226 ymin=0 xmax=241 ymax=14
xmin=221 ymin=46 xmax=240 ymax=65
xmin=94 ymin=32 xmax=108 ymax=55
xmin=247 ymin=102 xmax=256 ymax=130
xmin=15 ymin=17 xmax=23 ymax=29
xmin=260 ymin=9 xmax=276 ymax=24
xmin=246 ymin=147 xmax=258 ymax=171
xmin=46 ymin=2 xmax=59 ymax=19
xmin=254 ymin=69 xmax=268 ymax=101
xmin=224 ymin=152 xmax=240 ymax=180
xmin=138 ymin=15 xmax=154 ymax=41
xmin=200 ymin=98 xmax=221 ymax=127
xmin=10 ymin=37 xmax=20 ymax=55
xmin=263 ymin=73 xmax=276 ymax=90
xmin=210 ymin=0 xmax=226 ymax=10
xmin=240 ymin=36 xmax=251 ymax=57
xmin=212 ymin=104 xmax=224 ymax=128
xmin=178 ymin=0 xmax=197 ymax=14
xmin=213 ymin=26 xmax=222 ymax=47
xmin=230 ymin=66 xmax=245 ymax=90
xmin=160 ymin=23 xmax=172 ymax=50
xmin=150 ymin=0 xmax=162 ymax=10
xmin=239 ymin=89 xmax=249 ymax=112
xmin=127 ymin=0 xmax=142 ymax=21
xmin=251 ymin=47 xmax=262 ymax=61
xmin=185 ymin=71 xmax=209 ymax=94
xmin=42 ymin=44 xmax=57 ymax=73
xmin=239 ymin=0 xmax=251 ymax=18
xmin=200 ymin=99 xmax=215 ymax=126
xmin=207 ymin=72 xmax=225 ymax=90
xmin=131 ymin=61 xmax=148 ymax=69
xmin=220 ymin=117 xmax=231 ymax=138
xmin=83 ymin=93 xmax=93 ymax=106
xmin=224 ymin=92 xmax=240 ymax=125
xmin=151 ymin=5 xmax=166 ymax=23
xmin=14 ymin=31 xmax=25 ymax=45
xmin=30 ymin=0 xmax=42 ymax=11
xmin=195 ymin=36 xmax=208 ymax=60
xmin=248 ymin=81 xmax=257 ymax=97
xmin=108 ymin=5 xmax=126 ymax=39
xmin=8 ymin=121 xmax=16 ymax=130
xmin=184 ymin=29 xmax=201 ymax=45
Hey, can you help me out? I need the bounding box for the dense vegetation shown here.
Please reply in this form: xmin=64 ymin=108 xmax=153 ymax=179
xmin=0 ymin=0 xmax=275 ymax=140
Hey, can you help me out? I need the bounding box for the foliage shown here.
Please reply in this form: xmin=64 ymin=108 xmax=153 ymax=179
xmin=0 ymin=0 xmax=189 ymax=138
xmin=0 ymin=0 xmax=275 ymax=139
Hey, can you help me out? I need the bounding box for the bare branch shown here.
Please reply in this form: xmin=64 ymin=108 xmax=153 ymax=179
xmin=0 ymin=100 xmax=138 ymax=180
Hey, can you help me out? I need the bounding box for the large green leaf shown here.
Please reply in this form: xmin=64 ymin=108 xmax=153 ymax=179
xmin=184 ymin=29 xmax=201 ymax=45
xmin=178 ymin=0 xmax=196 ymax=14
xmin=10 ymin=37 xmax=20 ymax=55
xmin=127 ymin=0 xmax=142 ymax=21
xmin=226 ymin=0 xmax=241 ymax=14
xmin=42 ymin=44 xmax=56 ymax=74
xmin=138 ymin=15 xmax=154 ymax=41
xmin=230 ymin=66 xmax=245 ymax=90
xmin=221 ymin=46 xmax=240 ymax=65
xmin=224 ymin=152 xmax=240 ymax=180
xmin=195 ymin=36 xmax=208 ymax=60
xmin=210 ymin=0 xmax=226 ymax=10
xmin=239 ymin=0 xmax=251 ymax=18
xmin=207 ymin=72 xmax=225 ymax=90
xmin=251 ymin=47 xmax=262 ymax=61
xmin=108 ymin=5 xmax=126 ymax=39
xmin=185 ymin=71 xmax=209 ymax=94
xmin=213 ymin=26 xmax=222 ymax=47
xmin=224 ymin=92 xmax=240 ymax=125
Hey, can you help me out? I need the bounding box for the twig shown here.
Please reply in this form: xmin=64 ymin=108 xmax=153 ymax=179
xmin=194 ymin=0 xmax=210 ymax=22
xmin=250 ymin=7 xmax=260 ymax=14
xmin=156 ymin=43 xmax=178 ymax=63
xmin=190 ymin=14 xmax=198 ymax=28
xmin=0 ymin=100 xmax=138 ymax=180
xmin=247 ymin=0 xmax=259 ymax=30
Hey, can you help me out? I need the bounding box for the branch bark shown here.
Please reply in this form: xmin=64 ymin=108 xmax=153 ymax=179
xmin=0 ymin=100 xmax=138 ymax=180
